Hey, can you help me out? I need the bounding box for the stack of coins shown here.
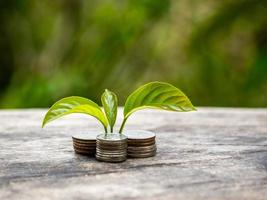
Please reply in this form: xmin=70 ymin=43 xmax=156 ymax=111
xmin=72 ymin=133 xmax=99 ymax=155
xmin=124 ymin=130 xmax=156 ymax=158
xmin=96 ymin=134 xmax=127 ymax=162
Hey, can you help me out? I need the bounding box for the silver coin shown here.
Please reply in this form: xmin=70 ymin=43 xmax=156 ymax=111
xmin=96 ymin=153 xmax=126 ymax=158
xmin=127 ymin=138 xmax=155 ymax=143
xmin=73 ymin=140 xmax=96 ymax=145
xmin=97 ymin=139 xmax=127 ymax=143
xmin=73 ymin=142 xmax=95 ymax=147
xmin=96 ymin=148 xmax=126 ymax=153
xmin=96 ymin=155 xmax=127 ymax=162
xmin=124 ymin=130 xmax=155 ymax=140
xmin=97 ymin=142 xmax=127 ymax=147
xmin=73 ymin=142 xmax=96 ymax=147
xmin=96 ymin=154 xmax=126 ymax=158
xmin=96 ymin=153 xmax=127 ymax=158
xmin=127 ymin=150 xmax=157 ymax=154
xmin=97 ymin=138 xmax=127 ymax=150
xmin=128 ymin=140 xmax=155 ymax=145
xmin=128 ymin=150 xmax=157 ymax=158
xmin=96 ymin=151 xmax=126 ymax=155
xmin=96 ymin=149 xmax=127 ymax=154
xmin=127 ymin=148 xmax=157 ymax=154
xmin=97 ymin=146 xmax=126 ymax=150
xmin=95 ymin=157 xmax=123 ymax=162
xmin=95 ymin=134 xmax=128 ymax=162
xmin=96 ymin=145 xmax=127 ymax=150
xmin=96 ymin=158 xmax=126 ymax=163
xmin=74 ymin=143 xmax=96 ymax=148
xmin=97 ymin=133 xmax=127 ymax=142
xmin=128 ymin=147 xmax=157 ymax=153
xmin=128 ymin=144 xmax=156 ymax=150
xmin=72 ymin=132 xmax=100 ymax=141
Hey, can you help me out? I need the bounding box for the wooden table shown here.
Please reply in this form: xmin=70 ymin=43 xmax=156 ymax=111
xmin=0 ymin=108 xmax=267 ymax=200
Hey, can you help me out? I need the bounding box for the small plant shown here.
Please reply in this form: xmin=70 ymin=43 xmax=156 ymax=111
xmin=42 ymin=81 xmax=196 ymax=133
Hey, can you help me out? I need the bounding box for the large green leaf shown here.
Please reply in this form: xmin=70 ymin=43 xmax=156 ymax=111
xmin=101 ymin=89 xmax=118 ymax=132
xmin=42 ymin=96 xmax=108 ymax=132
xmin=119 ymin=81 xmax=196 ymax=133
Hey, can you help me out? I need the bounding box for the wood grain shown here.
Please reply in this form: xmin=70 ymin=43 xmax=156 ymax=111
xmin=0 ymin=108 xmax=267 ymax=200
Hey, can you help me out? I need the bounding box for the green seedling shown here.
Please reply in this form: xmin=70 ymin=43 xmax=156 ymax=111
xmin=42 ymin=81 xmax=196 ymax=133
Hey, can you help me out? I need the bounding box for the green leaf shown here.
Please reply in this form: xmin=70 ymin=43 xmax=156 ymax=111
xmin=101 ymin=89 xmax=118 ymax=132
xmin=42 ymin=96 xmax=108 ymax=132
xmin=119 ymin=81 xmax=196 ymax=133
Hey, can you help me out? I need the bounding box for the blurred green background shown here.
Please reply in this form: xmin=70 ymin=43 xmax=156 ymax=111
xmin=0 ymin=0 xmax=267 ymax=108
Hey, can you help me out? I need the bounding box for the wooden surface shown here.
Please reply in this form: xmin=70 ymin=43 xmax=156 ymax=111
xmin=0 ymin=108 xmax=267 ymax=200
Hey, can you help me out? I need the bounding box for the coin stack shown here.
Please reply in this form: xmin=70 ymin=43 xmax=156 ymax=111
xmin=96 ymin=133 xmax=127 ymax=162
xmin=72 ymin=133 xmax=99 ymax=156
xmin=125 ymin=130 xmax=157 ymax=158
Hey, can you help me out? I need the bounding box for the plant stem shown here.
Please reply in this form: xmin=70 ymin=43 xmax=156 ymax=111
xmin=104 ymin=126 xmax=108 ymax=133
xmin=119 ymin=118 xmax=127 ymax=134
xmin=111 ymin=126 xmax=113 ymax=133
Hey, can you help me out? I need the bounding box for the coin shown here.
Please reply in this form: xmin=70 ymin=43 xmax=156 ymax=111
xmin=72 ymin=132 xmax=99 ymax=141
xmin=97 ymin=148 xmax=126 ymax=153
xmin=74 ymin=146 xmax=96 ymax=151
xmin=127 ymin=147 xmax=157 ymax=154
xmin=73 ymin=146 xmax=96 ymax=151
xmin=96 ymin=149 xmax=126 ymax=154
xmin=128 ymin=150 xmax=157 ymax=158
xmin=96 ymin=133 xmax=127 ymax=162
xmin=73 ymin=142 xmax=96 ymax=146
xmin=128 ymin=139 xmax=154 ymax=143
xmin=73 ymin=140 xmax=96 ymax=145
xmin=127 ymin=148 xmax=157 ymax=154
xmin=71 ymin=133 xmax=99 ymax=156
xmin=96 ymin=141 xmax=127 ymax=146
xmin=74 ymin=145 xmax=95 ymax=150
xmin=124 ymin=130 xmax=155 ymax=141
xmin=97 ymin=134 xmax=127 ymax=142
xmin=74 ymin=149 xmax=95 ymax=155
xmin=73 ymin=142 xmax=95 ymax=147
xmin=127 ymin=144 xmax=156 ymax=150
xmin=96 ymin=144 xmax=127 ymax=150
xmin=127 ymin=141 xmax=155 ymax=147
xmin=95 ymin=155 xmax=126 ymax=162
xmin=124 ymin=130 xmax=157 ymax=158
xmin=96 ymin=152 xmax=126 ymax=157
xmin=96 ymin=147 xmax=126 ymax=152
